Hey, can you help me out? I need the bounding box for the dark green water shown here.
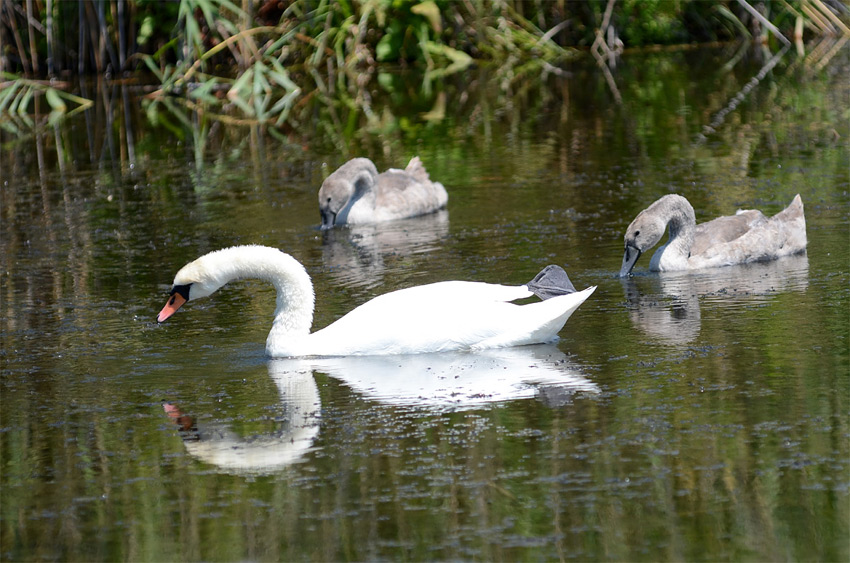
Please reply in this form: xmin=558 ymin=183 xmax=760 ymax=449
xmin=2 ymin=43 xmax=848 ymax=561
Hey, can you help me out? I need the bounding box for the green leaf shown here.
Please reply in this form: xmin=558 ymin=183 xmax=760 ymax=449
xmin=212 ymin=0 xmax=245 ymax=18
xmin=412 ymin=1 xmax=441 ymax=34
xmin=268 ymin=59 xmax=299 ymax=90
xmin=1 ymin=119 xmax=21 ymax=135
xmin=0 ymin=81 xmax=21 ymax=113
xmin=228 ymin=69 xmax=255 ymax=115
xmin=376 ymin=33 xmax=395 ymax=62
xmin=7 ymin=88 xmax=23 ymax=115
xmin=140 ymin=55 xmax=165 ymax=82
xmin=253 ymin=62 xmax=270 ymax=97
xmin=138 ymin=15 xmax=155 ymax=45
xmin=17 ymin=85 xmax=34 ymax=116
xmin=185 ymin=16 xmax=203 ymax=53
xmin=44 ymin=88 xmax=67 ymax=113
xmin=47 ymin=109 xmax=65 ymax=126
xmin=188 ymin=80 xmax=220 ymax=104
xmin=230 ymin=67 xmax=254 ymax=96
xmin=270 ymin=89 xmax=299 ymax=117
xmin=161 ymin=97 xmax=195 ymax=131
xmin=253 ymin=63 xmax=271 ymax=118
xmin=17 ymin=110 xmax=34 ymax=128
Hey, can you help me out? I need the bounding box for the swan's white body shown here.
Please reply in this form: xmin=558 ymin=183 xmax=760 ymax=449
xmin=158 ymin=245 xmax=595 ymax=358
xmin=620 ymin=194 xmax=806 ymax=276
xmin=319 ymin=157 xmax=448 ymax=228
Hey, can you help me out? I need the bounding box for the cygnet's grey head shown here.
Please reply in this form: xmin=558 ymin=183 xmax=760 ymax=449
xmin=619 ymin=207 xmax=668 ymax=277
xmin=318 ymin=158 xmax=379 ymax=229
xmin=620 ymin=194 xmax=696 ymax=276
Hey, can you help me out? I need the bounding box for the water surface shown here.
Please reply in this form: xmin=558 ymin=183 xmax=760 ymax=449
xmin=2 ymin=43 xmax=848 ymax=561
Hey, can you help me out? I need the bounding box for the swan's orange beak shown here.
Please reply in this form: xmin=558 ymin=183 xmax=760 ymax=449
xmin=157 ymin=292 xmax=187 ymax=323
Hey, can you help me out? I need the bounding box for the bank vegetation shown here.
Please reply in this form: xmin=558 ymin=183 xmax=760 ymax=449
xmin=1 ymin=0 xmax=848 ymax=131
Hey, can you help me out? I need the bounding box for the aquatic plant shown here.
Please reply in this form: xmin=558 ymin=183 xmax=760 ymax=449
xmin=0 ymin=73 xmax=94 ymax=134
xmin=3 ymin=1 xmax=846 ymax=75
xmin=0 ymin=0 xmax=846 ymax=133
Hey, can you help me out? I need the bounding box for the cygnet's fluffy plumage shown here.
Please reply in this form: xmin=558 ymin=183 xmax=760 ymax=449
xmin=157 ymin=245 xmax=595 ymax=357
xmin=620 ymin=194 xmax=806 ymax=276
xmin=318 ymin=157 xmax=448 ymax=228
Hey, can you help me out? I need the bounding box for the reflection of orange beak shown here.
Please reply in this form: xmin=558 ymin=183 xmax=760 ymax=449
xmin=157 ymin=292 xmax=187 ymax=323
xmin=163 ymin=402 xmax=198 ymax=436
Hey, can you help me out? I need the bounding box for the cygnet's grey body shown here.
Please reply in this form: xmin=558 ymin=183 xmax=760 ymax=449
xmin=620 ymin=194 xmax=806 ymax=276
xmin=319 ymin=157 xmax=448 ymax=229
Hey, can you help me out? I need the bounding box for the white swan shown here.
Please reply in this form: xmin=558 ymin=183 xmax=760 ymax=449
xmin=620 ymin=194 xmax=806 ymax=276
xmin=156 ymin=245 xmax=596 ymax=357
xmin=318 ymin=156 xmax=448 ymax=229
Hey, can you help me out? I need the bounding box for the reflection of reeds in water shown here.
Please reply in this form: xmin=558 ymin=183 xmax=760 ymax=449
xmin=2 ymin=144 xmax=94 ymax=358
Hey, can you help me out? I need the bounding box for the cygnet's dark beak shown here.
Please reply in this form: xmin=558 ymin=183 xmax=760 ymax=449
xmin=619 ymin=245 xmax=641 ymax=277
xmin=320 ymin=209 xmax=336 ymax=230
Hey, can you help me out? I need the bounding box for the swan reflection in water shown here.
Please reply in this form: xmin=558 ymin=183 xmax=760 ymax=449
xmin=622 ymin=254 xmax=809 ymax=345
xmin=163 ymin=368 xmax=321 ymax=475
xmin=163 ymin=345 xmax=597 ymax=474
xmin=320 ymin=209 xmax=449 ymax=290
xmin=282 ymin=344 xmax=598 ymax=409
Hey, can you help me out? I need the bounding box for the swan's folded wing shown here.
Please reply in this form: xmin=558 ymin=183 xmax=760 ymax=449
xmin=692 ymin=211 xmax=767 ymax=257
xmin=373 ymin=168 xmax=448 ymax=220
xmin=308 ymin=282 xmax=594 ymax=356
xmin=472 ymin=286 xmax=596 ymax=349
xmin=314 ymin=281 xmax=532 ymax=337
xmin=360 ymin=280 xmax=535 ymax=305
xmin=695 ymin=218 xmax=804 ymax=268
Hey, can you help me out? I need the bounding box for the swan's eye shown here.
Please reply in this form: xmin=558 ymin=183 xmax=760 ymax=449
xmin=170 ymin=283 xmax=192 ymax=301
xmin=326 ymin=197 xmax=332 ymax=203
xmin=634 ymin=230 xmax=640 ymax=237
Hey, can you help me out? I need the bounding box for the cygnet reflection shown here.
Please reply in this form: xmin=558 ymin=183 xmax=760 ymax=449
xmin=276 ymin=344 xmax=598 ymax=410
xmin=622 ymin=275 xmax=702 ymax=345
xmin=622 ymin=254 xmax=809 ymax=344
xmin=163 ymin=368 xmax=320 ymax=475
xmin=321 ymin=209 xmax=449 ymax=290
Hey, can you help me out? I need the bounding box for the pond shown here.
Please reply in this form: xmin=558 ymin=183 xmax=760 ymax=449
xmin=2 ymin=42 xmax=848 ymax=561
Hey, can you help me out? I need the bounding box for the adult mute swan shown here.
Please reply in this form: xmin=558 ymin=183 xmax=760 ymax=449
xmin=157 ymin=245 xmax=596 ymax=357
xmin=319 ymin=157 xmax=448 ymax=229
xmin=620 ymin=194 xmax=806 ymax=276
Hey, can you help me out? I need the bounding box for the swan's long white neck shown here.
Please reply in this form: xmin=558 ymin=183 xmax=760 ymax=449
xmin=180 ymin=246 xmax=315 ymax=352
xmin=650 ymin=195 xmax=697 ymax=271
